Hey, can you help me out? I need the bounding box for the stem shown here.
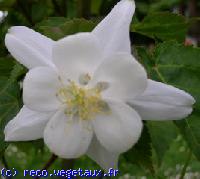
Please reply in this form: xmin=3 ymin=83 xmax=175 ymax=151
xmin=98 ymin=171 xmax=104 ymax=179
xmin=2 ymin=155 xmax=9 ymax=170
xmin=60 ymin=159 xmax=75 ymax=179
xmin=179 ymin=150 xmax=192 ymax=179
xmin=35 ymin=154 xmax=58 ymax=179
xmin=61 ymin=159 xmax=75 ymax=170
xmin=2 ymin=155 xmax=12 ymax=179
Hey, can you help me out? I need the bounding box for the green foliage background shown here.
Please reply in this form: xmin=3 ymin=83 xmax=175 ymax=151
xmin=0 ymin=0 xmax=200 ymax=178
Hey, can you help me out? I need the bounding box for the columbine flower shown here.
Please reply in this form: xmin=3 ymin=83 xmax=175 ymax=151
xmin=4 ymin=0 xmax=195 ymax=170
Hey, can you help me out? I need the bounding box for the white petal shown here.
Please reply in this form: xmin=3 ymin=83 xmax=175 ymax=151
xmin=90 ymin=53 xmax=147 ymax=101
xmin=4 ymin=106 xmax=52 ymax=141
xmin=5 ymin=26 xmax=55 ymax=69
xmin=44 ymin=109 xmax=93 ymax=158
xmin=128 ymin=79 xmax=195 ymax=120
xmin=92 ymin=100 xmax=143 ymax=153
xmin=92 ymin=0 xmax=135 ymax=57
xmin=86 ymin=135 xmax=119 ymax=171
xmin=23 ymin=67 xmax=61 ymax=112
xmin=52 ymin=33 xmax=103 ymax=82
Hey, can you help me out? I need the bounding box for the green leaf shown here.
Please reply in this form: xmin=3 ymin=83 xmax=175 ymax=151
xmin=36 ymin=18 xmax=96 ymax=40
xmin=135 ymin=46 xmax=155 ymax=76
xmin=36 ymin=17 xmax=67 ymax=26
xmin=0 ymin=63 xmax=25 ymax=154
xmin=139 ymin=41 xmax=200 ymax=161
xmin=132 ymin=12 xmax=189 ymax=42
xmin=174 ymin=110 xmax=200 ymax=161
xmin=147 ymin=121 xmax=177 ymax=165
xmin=124 ymin=124 xmax=154 ymax=174
xmin=149 ymin=0 xmax=181 ymax=12
xmin=14 ymin=139 xmax=44 ymax=154
xmin=0 ymin=57 xmax=15 ymax=77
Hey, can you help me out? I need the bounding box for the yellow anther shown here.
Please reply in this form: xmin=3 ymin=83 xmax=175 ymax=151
xmin=57 ymin=81 xmax=108 ymax=120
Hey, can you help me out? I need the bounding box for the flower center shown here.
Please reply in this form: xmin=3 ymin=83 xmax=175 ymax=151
xmin=57 ymin=81 xmax=109 ymax=120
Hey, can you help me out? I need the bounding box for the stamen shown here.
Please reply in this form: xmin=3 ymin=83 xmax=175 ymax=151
xmin=56 ymin=81 xmax=109 ymax=120
xmin=79 ymin=73 xmax=91 ymax=85
xmin=95 ymin=82 xmax=109 ymax=92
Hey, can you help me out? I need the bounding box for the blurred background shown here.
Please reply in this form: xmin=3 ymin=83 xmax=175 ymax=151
xmin=0 ymin=0 xmax=200 ymax=51
xmin=0 ymin=0 xmax=200 ymax=179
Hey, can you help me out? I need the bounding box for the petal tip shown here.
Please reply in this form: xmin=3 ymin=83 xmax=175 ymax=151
xmin=7 ymin=26 xmax=16 ymax=33
xmin=190 ymin=96 xmax=196 ymax=106
xmin=4 ymin=135 xmax=11 ymax=142
xmin=4 ymin=120 xmax=18 ymax=142
xmin=4 ymin=127 xmax=13 ymax=142
xmin=181 ymin=107 xmax=194 ymax=120
xmin=115 ymin=0 xmax=136 ymax=16
xmin=179 ymin=88 xmax=196 ymax=106
xmin=120 ymin=0 xmax=136 ymax=10
xmin=8 ymin=26 xmax=28 ymax=34
xmin=4 ymin=33 xmax=12 ymax=47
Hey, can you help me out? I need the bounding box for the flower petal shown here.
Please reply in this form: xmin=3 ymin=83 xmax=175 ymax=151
xmin=92 ymin=0 xmax=135 ymax=57
xmin=90 ymin=53 xmax=147 ymax=101
xmin=92 ymin=100 xmax=143 ymax=153
xmin=86 ymin=135 xmax=119 ymax=171
xmin=128 ymin=80 xmax=195 ymax=120
xmin=44 ymin=109 xmax=93 ymax=158
xmin=4 ymin=106 xmax=52 ymax=141
xmin=5 ymin=26 xmax=55 ymax=69
xmin=52 ymin=33 xmax=103 ymax=82
xmin=23 ymin=67 xmax=61 ymax=112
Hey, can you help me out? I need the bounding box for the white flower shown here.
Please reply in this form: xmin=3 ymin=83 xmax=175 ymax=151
xmin=4 ymin=0 xmax=195 ymax=170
